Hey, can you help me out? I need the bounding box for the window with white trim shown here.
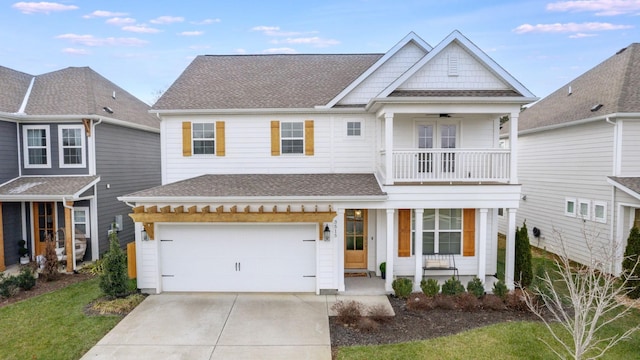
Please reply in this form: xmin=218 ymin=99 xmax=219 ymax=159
xmin=565 ymin=198 xmax=577 ymax=217
xmin=593 ymin=201 xmax=607 ymax=223
xmin=281 ymin=122 xmax=304 ymax=154
xmin=578 ymin=199 xmax=590 ymax=219
xmin=412 ymin=209 xmax=462 ymax=255
xmin=23 ymin=125 xmax=51 ymax=168
xmin=73 ymin=207 xmax=90 ymax=237
xmin=347 ymin=121 xmax=361 ymax=136
xmin=192 ymin=123 xmax=215 ymax=155
xmin=59 ymin=125 xmax=85 ymax=167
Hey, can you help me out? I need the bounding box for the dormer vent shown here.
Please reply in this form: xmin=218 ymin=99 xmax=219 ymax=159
xmin=568 ymin=85 xmax=572 ymax=96
xmin=112 ymin=91 xmax=116 ymax=100
xmin=590 ymin=104 xmax=603 ymax=112
xmin=103 ymin=106 xmax=114 ymax=114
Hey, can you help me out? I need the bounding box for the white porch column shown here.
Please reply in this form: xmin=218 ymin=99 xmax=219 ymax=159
xmin=385 ymin=209 xmax=395 ymax=292
xmin=414 ymin=208 xmax=423 ymax=291
xmin=509 ymin=112 xmax=519 ymax=184
xmin=477 ymin=208 xmax=488 ymax=287
xmin=505 ymin=208 xmax=517 ymax=290
xmin=337 ymin=208 xmax=346 ymax=292
xmin=384 ymin=113 xmax=394 ymax=185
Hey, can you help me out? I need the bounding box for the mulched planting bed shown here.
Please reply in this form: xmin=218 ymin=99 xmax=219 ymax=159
xmin=0 ymin=271 xmax=94 ymax=308
xmin=330 ymin=293 xmax=540 ymax=351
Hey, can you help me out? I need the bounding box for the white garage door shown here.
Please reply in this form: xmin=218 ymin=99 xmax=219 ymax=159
xmin=159 ymin=224 xmax=316 ymax=292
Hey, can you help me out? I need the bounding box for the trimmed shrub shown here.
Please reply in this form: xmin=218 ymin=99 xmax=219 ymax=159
xmin=0 ymin=274 xmax=19 ymax=298
xmin=332 ymin=300 xmax=363 ymax=326
xmin=466 ymin=277 xmax=485 ymax=298
xmin=505 ymin=289 xmax=530 ymax=312
xmin=434 ymin=294 xmax=456 ymax=310
xmin=406 ymin=293 xmax=436 ymax=311
xmin=15 ymin=267 xmax=36 ymax=291
xmin=492 ymin=280 xmax=508 ymax=300
xmin=392 ymin=278 xmax=413 ymax=299
xmin=420 ymin=278 xmax=440 ymax=297
xmin=623 ymin=226 xmax=640 ymax=299
xmin=441 ymin=276 xmax=465 ymax=296
xmin=515 ymin=221 xmax=533 ymax=288
xmin=456 ymin=292 xmax=481 ymax=311
xmin=482 ymin=294 xmax=507 ymax=310
xmin=100 ymin=232 xmax=130 ymax=298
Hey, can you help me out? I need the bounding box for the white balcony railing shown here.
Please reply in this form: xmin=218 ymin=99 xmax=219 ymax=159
xmin=389 ymin=149 xmax=510 ymax=183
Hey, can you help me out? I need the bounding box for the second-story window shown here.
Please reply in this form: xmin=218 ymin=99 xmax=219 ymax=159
xmin=347 ymin=121 xmax=361 ymax=136
xmin=281 ymin=122 xmax=304 ymax=154
xmin=59 ymin=125 xmax=85 ymax=167
xmin=24 ymin=125 xmax=51 ymax=168
xmin=192 ymin=123 xmax=215 ymax=155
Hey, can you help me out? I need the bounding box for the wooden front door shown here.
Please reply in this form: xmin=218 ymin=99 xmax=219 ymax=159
xmin=33 ymin=202 xmax=56 ymax=256
xmin=345 ymin=209 xmax=367 ymax=269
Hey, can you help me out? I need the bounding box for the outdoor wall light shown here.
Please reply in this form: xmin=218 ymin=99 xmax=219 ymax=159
xmin=323 ymin=224 xmax=331 ymax=241
xmin=141 ymin=229 xmax=149 ymax=241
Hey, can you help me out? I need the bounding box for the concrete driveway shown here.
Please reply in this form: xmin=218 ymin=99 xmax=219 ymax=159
xmin=81 ymin=293 xmax=332 ymax=360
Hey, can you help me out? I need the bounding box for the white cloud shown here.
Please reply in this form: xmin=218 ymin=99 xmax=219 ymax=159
xmin=122 ymin=24 xmax=162 ymax=34
xmin=83 ymin=10 xmax=128 ymax=19
xmin=569 ymin=32 xmax=598 ymax=38
xmin=234 ymin=48 xmax=247 ymax=54
xmin=192 ymin=18 xmax=221 ymax=25
xmin=251 ymin=25 xmax=305 ymax=37
xmin=179 ymin=31 xmax=204 ymax=36
xmin=547 ymin=0 xmax=640 ymax=16
xmin=62 ymin=47 xmax=90 ymax=55
xmin=150 ymin=16 xmax=184 ymax=24
xmin=56 ymin=33 xmax=148 ymax=47
xmin=12 ymin=2 xmax=78 ymax=14
xmin=514 ymin=22 xmax=633 ymax=33
xmin=106 ymin=17 xmax=136 ymax=26
xmin=262 ymin=47 xmax=297 ymax=54
xmin=273 ymin=37 xmax=340 ymax=47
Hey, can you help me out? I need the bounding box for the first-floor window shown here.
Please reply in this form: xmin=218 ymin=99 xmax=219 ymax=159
xmin=593 ymin=201 xmax=607 ymax=223
xmin=412 ymin=209 xmax=462 ymax=255
xmin=565 ymin=198 xmax=577 ymax=217
xmin=74 ymin=207 xmax=90 ymax=237
xmin=578 ymin=199 xmax=590 ymax=219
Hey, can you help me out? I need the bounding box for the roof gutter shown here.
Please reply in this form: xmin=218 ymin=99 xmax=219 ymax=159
xmin=0 ymin=112 xmax=159 ymax=133
xmin=501 ymin=112 xmax=640 ymax=138
xmin=149 ymin=107 xmax=367 ymax=116
xmin=118 ymin=194 xmax=389 ymax=203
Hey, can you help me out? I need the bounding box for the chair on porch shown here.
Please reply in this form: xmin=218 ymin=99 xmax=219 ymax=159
xmin=55 ymin=228 xmax=88 ymax=263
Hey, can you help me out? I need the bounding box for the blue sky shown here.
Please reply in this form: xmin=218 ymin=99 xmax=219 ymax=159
xmin=1 ymin=0 xmax=639 ymax=105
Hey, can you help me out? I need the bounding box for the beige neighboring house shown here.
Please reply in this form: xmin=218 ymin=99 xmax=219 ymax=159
xmin=499 ymin=43 xmax=640 ymax=274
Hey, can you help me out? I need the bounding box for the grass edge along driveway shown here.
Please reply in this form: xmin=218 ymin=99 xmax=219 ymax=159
xmin=0 ymin=278 xmax=122 ymax=360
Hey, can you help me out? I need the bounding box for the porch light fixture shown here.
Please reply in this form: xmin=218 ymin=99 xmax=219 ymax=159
xmin=141 ymin=229 xmax=149 ymax=241
xmin=323 ymin=224 xmax=331 ymax=241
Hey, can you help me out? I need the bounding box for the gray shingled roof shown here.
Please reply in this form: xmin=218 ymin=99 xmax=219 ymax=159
xmin=0 ymin=66 xmax=159 ymax=129
xmin=153 ymin=54 xmax=384 ymax=110
xmin=390 ymin=90 xmax=521 ymax=97
xmin=0 ymin=66 xmax=33 ymax=113
xmin=0 ymin=176 xmax=99 ymax=200
xmin=609 ymin=176 xmax=640 ymax=197
xmin=518 ymin=43 xmax=640 ymax=132
xmin=123 ymin=174 xmax=386 ymax=199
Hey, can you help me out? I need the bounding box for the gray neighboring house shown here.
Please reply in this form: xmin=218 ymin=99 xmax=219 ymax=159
xmin=0 ymin=65 xmax=160 ymax=272
xmin=498 ymin=43 xmax=640 ymax=274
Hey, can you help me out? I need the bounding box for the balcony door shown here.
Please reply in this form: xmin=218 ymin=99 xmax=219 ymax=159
xmin=345 ymin=209 xmax=367 ymax=269
xmin=416 ymin=122 xmax=457 ymax=174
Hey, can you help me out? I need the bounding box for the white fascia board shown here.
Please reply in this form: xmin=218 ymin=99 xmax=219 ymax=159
xmin=3 ymin=113 xmax=159 ymax=133
xmin=607 ymin=178 xmax=640 ymax=202
xmin=0 ymin=195 xmax=69 ymax=202
xmin=376 ymin=30 xmax=537 ymax=100
xmin=510 ymin=112 xmax=633 ymax=138
xmin=369 ymin=96 xmax=538 ymax=114
xmin=118 ymin=195 xmax=388 ymax=204
xmin=150 ymin=107 xmax=367 ymax=116
xmin=320 ymin=32 xmax=433 ymax=109
xmin=73 ymin=176 xmax=101 ymax=198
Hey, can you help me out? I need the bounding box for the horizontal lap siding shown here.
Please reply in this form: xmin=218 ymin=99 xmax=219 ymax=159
xmin=2 ymin=203 xmax=22 ymax=266
xmin=621 ymin=120 xmax=640 ymax=175
xmin=96 ymin=124 xmax=160 ymax=254
xmin=0 ymin=121 xmax=18 ymax=183
xmin=515 ymin=121 xmax=614 ymax=266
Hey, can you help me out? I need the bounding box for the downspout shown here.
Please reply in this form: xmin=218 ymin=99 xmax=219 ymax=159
xmin=62 ymin=199 xmax=76 ymax=271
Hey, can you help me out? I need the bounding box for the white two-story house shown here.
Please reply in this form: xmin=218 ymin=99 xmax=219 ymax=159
xmin=119 ymin=31 xmax=536 ymax=294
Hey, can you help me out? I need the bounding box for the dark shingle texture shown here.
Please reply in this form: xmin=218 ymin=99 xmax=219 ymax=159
xmin=609 ymin=176 xmax=640 ymax=196
xmin=153 ymin=54 xmax=383 ymax=110
xmin=125 ymin=174 xmax=386 ymax=198
xmin=24 ymin=67 xmax=158 ymax=129
xmin=519 ymin=43 xmax=640 ymax=132
xmin=0 ymin=176 xmax=99 ymax=198
xmin=0 ymin=66 xmax=33 ymax=112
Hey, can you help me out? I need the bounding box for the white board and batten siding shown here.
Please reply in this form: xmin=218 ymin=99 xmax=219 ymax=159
xmin=509 ymin=121 xmax=615 ymax=267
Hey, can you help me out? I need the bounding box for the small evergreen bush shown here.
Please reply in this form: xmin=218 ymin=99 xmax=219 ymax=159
xmin=622 ymin=227 xmax=640 ymax=299
xmin=100 ymin=231 xmax=130 ymax=298
xmin=515 ymin=221 xmax=533 ymax=288
xmin=15 ymin=267 xmax=36 ymax=291
xmin=0 ymin=273 xmax=19 ymax=298
xmin=466 ymin=276 xmax=485 ymax=298
xmin=420 ymin=278 xmax=440 ymax=297
xmin=492 ymin=280 xmax=508 ymax=299
xmin=441 ymin=276 xmax=465 ymax=295
xmin=392 ymin=278 xmax=413 ymax=299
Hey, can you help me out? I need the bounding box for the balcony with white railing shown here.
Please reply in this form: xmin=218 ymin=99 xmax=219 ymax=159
xmin=382 ymin=149 xmax=511 ymax=184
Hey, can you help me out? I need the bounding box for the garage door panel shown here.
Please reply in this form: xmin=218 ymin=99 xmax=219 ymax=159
xmin=159 ymin=224 xmax=316 ymax=292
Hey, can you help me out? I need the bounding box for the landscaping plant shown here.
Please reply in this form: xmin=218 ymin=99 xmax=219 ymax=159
xmin=41 ymin=235 xmax=60 ymax=281
xmin=515 ymin=221 xmax=533 ymax=287
xmin=492 ymin=279 xmax=508 ymax=300
xmin=622 ymin=226 xmax=640 ymax=299
xmin=466 ymin=276 xmax=485 ymax=298
xmin=441 ymin=276 xmax=464 ymax=295
xmin=392 ymin=278 xmax=413 ymax=299
xmin=99 ymin=231 xmax=129 ymax=298
xmin=420 ymin=278 xmax=440 ymax=297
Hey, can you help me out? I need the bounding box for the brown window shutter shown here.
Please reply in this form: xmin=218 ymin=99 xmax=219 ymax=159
xmin=182 ymin=121 xmax=192 ymax=157
xmin=271 ymin=120 xmax=280 ymax=156
xmin=398 ymin=209 xmax=411 ymax=257
xmin=216 ymin=121 xmax=225 ymax=156
xmin=463 ymin=208 xmax=476 ymax=256
xmin=305 ymin=120 xmax=314 ymax=156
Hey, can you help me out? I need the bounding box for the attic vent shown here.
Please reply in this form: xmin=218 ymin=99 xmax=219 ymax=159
xmin=103 ymin=106 xmax=114 ymax=114
xmin=448 ymin=54 xmax=459 ymax=76
xmin=568 ymin=85 xmax=572 ymax=96
xmin=112 ymin=91 xmax=116 ymax=100
xmin=590 ymin=104 xmax=603 ymax=112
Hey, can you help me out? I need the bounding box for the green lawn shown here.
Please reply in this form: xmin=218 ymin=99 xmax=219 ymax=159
xmin=0 ymin=278 xmax=122 ymax=360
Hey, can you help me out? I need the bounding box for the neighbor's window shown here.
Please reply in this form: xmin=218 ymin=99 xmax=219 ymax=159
xmin=23 ymin=125 xmax=51 ymax=168
xmin=347 ymin=121 xmax=361 ymax=136
xmin=412 ymin=209 xmax=462 ymax=255
xmin=593 ymin=201 xmax=607 ymax=223
xmin=281 ymin=122 xmax=304 ymax=154
xmin=565 ymin=198 xmax=576 ymax=217
xmin=192 ymin=123 xmax=215 ymax=155
xmin=578 ymin=199 xmax=591 ymax=219
xmin=74 ymin=207 xmax=90 ymax=237
xmin=59 ymin=125 xmax=85 ymax=167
